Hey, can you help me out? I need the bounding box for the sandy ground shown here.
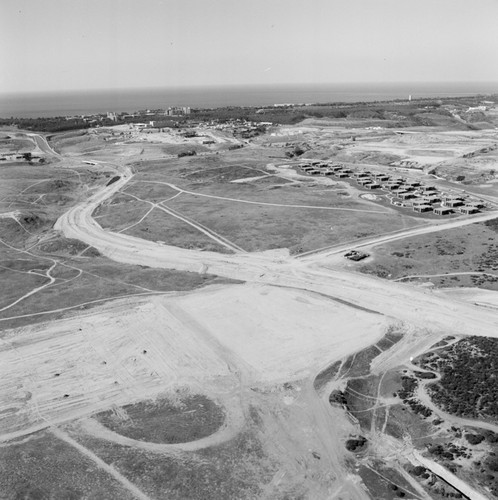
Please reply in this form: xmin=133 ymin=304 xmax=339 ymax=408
xmin=434 ymin=286 xmax=498 ymax=309
xmin=0 ymin=284 xmax=387 ymax=440
xmin=172 ymin=284 xmax=387 ymax=382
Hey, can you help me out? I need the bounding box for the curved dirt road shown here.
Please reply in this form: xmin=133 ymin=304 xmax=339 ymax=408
xmin=54 ymin=163 xmax=498 ymax=340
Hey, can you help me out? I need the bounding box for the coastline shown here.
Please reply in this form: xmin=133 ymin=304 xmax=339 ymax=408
xmin=1 ymin=81 xmax=497 ymax=119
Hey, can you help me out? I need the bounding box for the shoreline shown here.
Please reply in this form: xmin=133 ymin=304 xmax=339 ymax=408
xmin=0 ymin=82 xmax=497 ymax=119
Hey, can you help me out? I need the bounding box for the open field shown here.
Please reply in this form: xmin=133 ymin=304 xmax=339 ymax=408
xmin=166 ymin=194 xmax=411 ymax=253
xmin=91 ymin=154 xmax=424 ymax=255
xmin=62 ymin=424 xmax=278 ymax=500
xmin=358 ymin=218 xmax=498 ymax=289
xmin=0 ymin=430 xmax=136 ymax=500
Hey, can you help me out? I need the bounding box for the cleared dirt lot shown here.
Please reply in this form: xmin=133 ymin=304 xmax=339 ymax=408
xmin=0 ymin=283 xmax=388 ymax=498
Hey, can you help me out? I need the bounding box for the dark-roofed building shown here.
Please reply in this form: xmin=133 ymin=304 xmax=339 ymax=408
xmin=413 ymin=204 xmax=433 ymax=213
xmin=459 ymin=206 xmax=480 ymax=215
xmin=434 ymin=207 xmax=453 ymax=216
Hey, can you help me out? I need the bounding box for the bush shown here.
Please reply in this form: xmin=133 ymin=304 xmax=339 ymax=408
xmin=411 ymin=465 xmax=426 ymax=476
xmin=465 ymin=433 xmax=485 ymax=445
xmin=345 ymin=436 xmax=367 ymax=451
xmin=487 ymin=457 xmax=498 ymax=472
xmin=414 ymin=370 xmax=437 ymax=379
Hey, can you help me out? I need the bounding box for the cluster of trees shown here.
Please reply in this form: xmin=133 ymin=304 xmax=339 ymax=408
xmin=397 ymin=376 xmax=418 ymax=399
xmin=0 ymin=117 xmax=94 ymax=133
xmin=465 ymin=433 xmax=485 ymax=445
xmin=345 ymin=436 xmax=367 ymax=451
xmin=413 ymin=370 xmax=437 ymax=379
xmin=428 ymin=443 xmax=471 ymax=461
xmin=285 ymin=146 xmax=306 ymax=158
xmin=424 ymin=337 xmax=498 ymax=421
xmin=396 ymin=376 xmax=433 ymax=417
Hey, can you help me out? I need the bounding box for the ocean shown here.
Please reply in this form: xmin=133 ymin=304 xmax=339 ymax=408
xmin=0 ymin=82 xmax=496 ymax=119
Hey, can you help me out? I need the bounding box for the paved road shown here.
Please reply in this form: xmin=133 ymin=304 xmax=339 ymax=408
xmin=25 ymin=133 xmax=62 ymax=159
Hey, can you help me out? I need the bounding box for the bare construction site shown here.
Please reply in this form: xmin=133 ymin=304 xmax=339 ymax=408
xmin=2 ymin=97 xmax=498 ymax=499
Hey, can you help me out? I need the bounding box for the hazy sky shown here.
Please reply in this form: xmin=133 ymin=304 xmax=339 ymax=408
xmin=1 ymin=0 xmax=498 ymax=93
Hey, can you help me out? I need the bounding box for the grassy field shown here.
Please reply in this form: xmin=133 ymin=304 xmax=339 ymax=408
xmin=94 ymin=393 xmax=225 ymax=444
xmin=0 ymin=237 xmax=238 ymax=331
xmin=359 ymin=219 xmax=498 ymax=289
xmin=0 ymin=430 xmax=136 ymax=500
xmin=93 ymin=197 xmax=152 ymax=230
xmin=121 ymin=207 xmax=233 ymax=253
xmin=166 ymin=195 xmax=406 ymax=253
xmin=357 ymin=462 xmax=418 ymax=500
xmin=63 ymin=426 xmax=277 ymax=500
xmin=88 ymin=154 xmax=423 ymax=255
xmin=0 ymin=135 xmax=34 ymax=153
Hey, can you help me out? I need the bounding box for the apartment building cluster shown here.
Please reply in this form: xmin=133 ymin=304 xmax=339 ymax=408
xmin=297 ymin=161 xmax=487 ymax=216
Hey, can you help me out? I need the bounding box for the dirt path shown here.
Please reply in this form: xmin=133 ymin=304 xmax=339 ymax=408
xmin=136 ymin=179 xmax=389 ymax=213
xmin=415 ymin=382 xmax=498 ymax=434
xmin=121 ymin=190 xmax=245 ymax=253
xmin=52 ymin=428 xmax=151 ymax=500
xmin=78 ymin=391 xmax=245 ymax=454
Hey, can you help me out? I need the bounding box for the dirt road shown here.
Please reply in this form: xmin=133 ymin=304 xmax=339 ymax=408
xmin=54 ymin=174 xmax=498 ymax=339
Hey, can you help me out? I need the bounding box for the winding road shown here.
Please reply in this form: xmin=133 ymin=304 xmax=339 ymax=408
xmin=54 ymin=163 xmax=498 ymax=340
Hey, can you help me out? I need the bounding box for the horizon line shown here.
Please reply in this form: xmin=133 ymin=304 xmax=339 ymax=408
xmin=1 ymin=80 xmax=498 ymax=97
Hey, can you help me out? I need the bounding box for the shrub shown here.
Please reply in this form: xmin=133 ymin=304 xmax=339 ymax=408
xmin=465 ymin=433 xmax=485 ymax=445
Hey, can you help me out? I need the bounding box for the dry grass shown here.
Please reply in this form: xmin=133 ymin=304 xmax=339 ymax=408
xmin=359 ymin=220 xmax=498 ymax=289
xmin=0 ymin=247 xmax=237 ymax=331
xmin=94 ymin=393 xmax=225 ymax=444
xmin=167 ymin=194 xmax=407 ymax=254
xmin=0 ymin=430 xmax=136 ymax=499
xmin=63 ymin=425 xmax=277 ymax=500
